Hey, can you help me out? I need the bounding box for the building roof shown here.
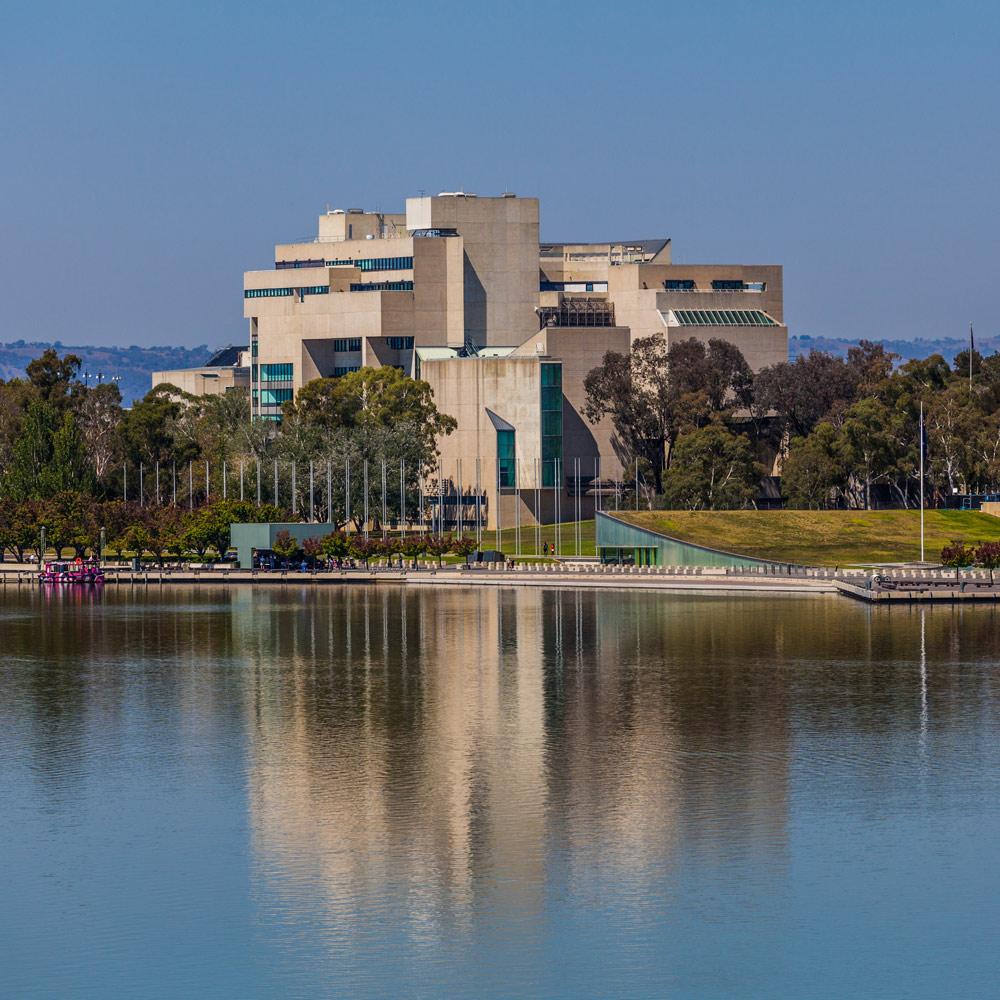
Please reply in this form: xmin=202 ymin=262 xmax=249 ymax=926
xmin=540 ymin=238 xmax=670 ymax=257
xmin=664 ymin=309 xmax=778 ymax=327
xmin=205 ymin=345 xmax=248 ymax=367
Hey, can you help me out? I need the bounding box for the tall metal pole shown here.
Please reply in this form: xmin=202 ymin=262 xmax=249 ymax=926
xmin=381 ymin=459 xmax=387 ymax=537
xmin=139 ymin=462 xmax=144 ymax=507
xmin=475 ymin=458 xmax=481 ymax=547
xmin=363 ymin=460 xmax=369 ymax=539
xmin=345 ymin=459 xmax=351 ymax=529
xmin=123 ymin=463 xmax=127 ymax=502
xmin=400 ymin=458 xmax=405 ymax=533
xmin=309 ymin=460 xmax=314 ymax=522
xmin=635 ymin=458 xmax=639 ymax=511
xmin=240 ymin=459 xmax=244 ymax=502
xmin=273 ymin=459 xmax=278 ymax=507
xmin=438 ymin=462 xmax=444 ymax=537
xmin=172 ymin=461 xmax=176 ymax=505
xmin=155 ymin=460 xmax=160 ymax=505
xmin=223 ymin=460 xmax=227 ymax=500
xmin=515 ymin=457 xmax=521 ymax=556
xmin=327 ymin=460 xmax=332 ymax=524
xmin=205 ymin=461 xmax=209 ymax=501
xmin=188 ymin=461 xmax=193 ymax=510
xmin=291 ymin=461 xmax=297 ymax=515
xmin=920 ymin=400 xmax=925 ymax=564
xmin=534 ymin=457 xmax=540 ymax=556
xmin=495 ymin=457 xmax=501 ymax=552
xmin=256 ymin=458 xmax=261 ymax=505
xmin=555 ymin=457 xmax=561 ymax=556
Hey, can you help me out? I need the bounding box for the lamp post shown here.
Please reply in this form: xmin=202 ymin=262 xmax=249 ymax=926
xmin=40 ymin=526 xmax=47 ymax=564
xmin=100 ymin=526 xmax=106 ymax=565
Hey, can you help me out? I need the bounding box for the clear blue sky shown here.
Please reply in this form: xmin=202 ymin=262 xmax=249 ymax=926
xmin=1 ymin=0 xmax=997 ymax=349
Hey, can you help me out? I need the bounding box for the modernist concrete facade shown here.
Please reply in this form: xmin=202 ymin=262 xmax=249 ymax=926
xmin=159 ymin=191 xmax=788 ymax=527
xmin=152 ymin=345 xmax=250 ymax=396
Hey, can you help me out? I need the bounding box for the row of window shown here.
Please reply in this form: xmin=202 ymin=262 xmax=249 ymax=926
xmin=333 ymin=338 xmax=362 ymax=353
xmin=387 ymin=336 xmax=414 ymax=351
xmin=541 ymin=363 xmax=563 ymax=487
xmin=259 ymin=363 xmax=293 ymax=382
xmin=275 ymin=259 xmax=325 ymax=270
xmin=325 ymin=256 xmax=413 ymax=272
xmin=253 ymin=388 xmax=293 ymax=406
xmin=244 ymin=286 xmax=329 ymax=299
xmin=333 ymin=365 xmax=360 ymax=377
xmin=539 ymin=281 xmax=608 ymax=292
xmin=664 ymin=279 xmax=767 ymax=292
xmin=350 ymin=280 xmax=414 ymax=292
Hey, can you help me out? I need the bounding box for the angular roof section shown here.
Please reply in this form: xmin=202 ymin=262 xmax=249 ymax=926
xmin=663 ymin=309 xmax=779 ymax=327
xmin=485 ymin=408 xmax=516 ymax=432
xmin=540 ymin=238 xmax=670 ymax=257
xmin=205 ymin=345 xmax=248 ymax=367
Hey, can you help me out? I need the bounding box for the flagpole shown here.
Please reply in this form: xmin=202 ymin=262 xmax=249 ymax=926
xmin=919 ymin=400 xmax=925 ymax=564
xmin=970 ymin=321 xmax=974 ymax=391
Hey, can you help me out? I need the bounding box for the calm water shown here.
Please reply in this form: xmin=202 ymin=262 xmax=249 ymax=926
xmin=2 ymin=585 xmax=999 ymax=999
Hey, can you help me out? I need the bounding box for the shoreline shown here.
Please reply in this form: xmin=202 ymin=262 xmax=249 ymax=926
xmin=3 ymin=563 xmax=998 ymax=602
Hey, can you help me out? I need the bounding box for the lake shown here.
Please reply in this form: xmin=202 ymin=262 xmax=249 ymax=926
xmin=2 ymin=585 xmax=999 ymax=999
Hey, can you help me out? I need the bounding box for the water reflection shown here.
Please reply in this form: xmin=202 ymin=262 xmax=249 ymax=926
xmin=4 ymin=586 xmax=1000 ymax=998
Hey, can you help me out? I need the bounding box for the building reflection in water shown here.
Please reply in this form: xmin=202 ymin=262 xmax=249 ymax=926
xmin=234 ymin=586 xmax=801 ymax=950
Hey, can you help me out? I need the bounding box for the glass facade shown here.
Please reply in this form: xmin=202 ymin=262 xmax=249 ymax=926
xmin=350 ymin=280 xmax=414 ymax=292
xmin=387 ymin=336 xmax=414 ymax=350
xmin=253 ymin=388 xmax=293 ymax=407
xmin=333 ymin=338 xmax=362 ymax=352
xmin=333 ymin=365 xmax=360 ymax=377
xmin=325 ymin=255 xmax=413 ymax=272
xmin=541 ymin=363 xmax=563 ymax=487
xmin=665 ymin=279 xmax=696 ymax=290
xmin=245 ymin=286 xmax=328 ymax=298
xmin=497 ymin=429 xmax=515 ymax=488
xmin=259 ymin=363 xmax=293 ymax=382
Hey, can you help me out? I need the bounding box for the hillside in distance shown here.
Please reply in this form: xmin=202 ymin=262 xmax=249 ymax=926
xmin=1 ymin=335 xmax=993 ymax=405
xmin=790 ymin=334 xmax=995 ymax=363
xmin=0 ymin=341 xmax=214 ymax=405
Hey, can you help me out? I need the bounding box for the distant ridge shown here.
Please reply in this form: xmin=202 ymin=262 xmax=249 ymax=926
xmin=0 ymin=341 xmax=212 ymax=405
xmin=790 ymin=334 xmax=998 ymax=363
xmin=2 ymin=337 xmax=994 ymax=405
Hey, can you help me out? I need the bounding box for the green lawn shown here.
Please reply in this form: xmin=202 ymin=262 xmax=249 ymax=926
xmin=615 ymin=509 xmax=1000 ymax=566
xmin=488 ymin=520 xmax=597 ymax=557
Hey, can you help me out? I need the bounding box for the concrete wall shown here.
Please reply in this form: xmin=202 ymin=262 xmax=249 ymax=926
xmin=152 ymin=367 xmax=248 ymax=395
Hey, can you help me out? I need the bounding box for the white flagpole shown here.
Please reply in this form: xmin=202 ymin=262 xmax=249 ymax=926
xmin=919 ymin=400 xmax=925 ymax=563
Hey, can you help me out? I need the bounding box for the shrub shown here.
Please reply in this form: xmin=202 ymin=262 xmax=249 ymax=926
xmin=940 ymin=542 xmax=975 ymax=568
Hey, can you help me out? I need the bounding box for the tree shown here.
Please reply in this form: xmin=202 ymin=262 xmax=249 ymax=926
xmin=753 ymin=353 xmax=859 ymax=439
xmin=287 ymin=367 xmax=457 ymax=465
xmin=398 ymin=534 xmax=427 ymax=568
xmin=940 ymin=542 xmax=975 ymax=576
xmin=781 ymin=422 xmax=847 ymax=508
xmin=451 ymin=535 xmax=477 ymax=558
xmin=424 ymin=534 xmax=451 ymax=566
xmin=320 ymin=531 xmax=350 ymax=562
xmin=661 ymin=423 xmax=759 ymax=510
xmin=584 ymin=336 xmax=673 ymax=492
xmin=25 ymin=349 xmax=82 ymax=407
xmin=3 ymin=398 xmax=57 ymax=500
xmin=302 ymin=537 xmax=322 ymax=565
xmin=974 ymin=541 xmax=1000 ymax=584
xmin=75 ymin=382 xmax=123 ymax=482
xmin=271 ymin=530 xmax=300 ymax=563
xmin=839 ymin=398 xmax=902 ymax=509
xmin=45 ymin=411 xmax=94 ymax=495
xmin=120 ymin=385 xmax=198 ymax=467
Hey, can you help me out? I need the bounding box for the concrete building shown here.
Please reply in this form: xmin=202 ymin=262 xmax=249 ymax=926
xmin=164 ymin=191 xmax=787 ymax=527
xmin=152 ymin=345 xmax=250 ymax=396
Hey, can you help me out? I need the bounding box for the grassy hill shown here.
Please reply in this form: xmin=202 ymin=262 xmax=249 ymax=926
xmin=614 ymin=509 xmax=1000 ymax=566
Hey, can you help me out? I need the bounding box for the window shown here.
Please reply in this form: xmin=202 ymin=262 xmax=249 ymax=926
xmin=497 ymin=429 xmax=515 ymax=488
xmin=275 ymin=258 xmax=325 ymax=269
xmin=541 ymin=363 xmax=563 ymax=487
xmin=665 ymin=279 xmax=696 ymax=290
xmin=333 ymin=365 xmax=360 ymax=377
xmin=333 ymin=338 xmax=362 ymax=352
xmin=244 ymin=285 xmax=328 ymax=298
xmin=350 ymin=280 xmax=414 ymax=292
xmin=325 ymin=256 xmax=414 ymax=271
xmin=259 ymin=363 xmax=293 ymax=381
xmin=253 ymin=388 xmax=293 ymax=406
xmin=712 ymin=279 xmax=745 ymax=291
xmin=386 ymin=336 xmax=414 ymax=350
